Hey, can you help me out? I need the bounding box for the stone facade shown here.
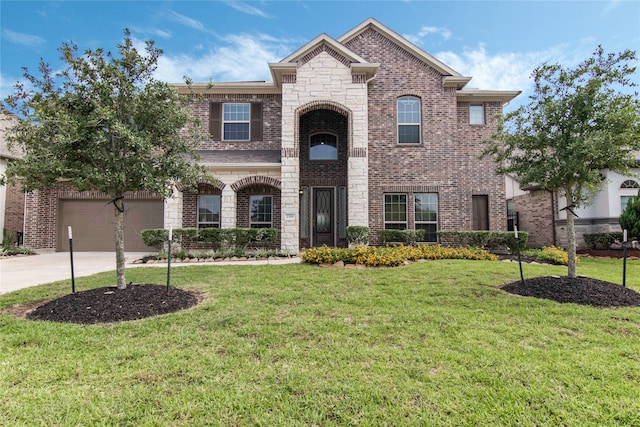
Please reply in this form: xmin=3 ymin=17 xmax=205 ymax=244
xmin=22 ymin=18 xmax=519 ymax=253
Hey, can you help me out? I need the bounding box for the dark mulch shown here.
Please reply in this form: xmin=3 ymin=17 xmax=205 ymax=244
xmin=26 ymin=284 xmax=200 ymax=324
xmin=501 ymin=276 xmax=640 ymax=308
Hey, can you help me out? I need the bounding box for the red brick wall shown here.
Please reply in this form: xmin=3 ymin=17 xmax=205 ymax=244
xmin=512 ymin=190 xmax=555 ymax=248
xmin=187 ymin=94 xmax=282 ymax=150
xmin=344 ymin=28 xmax=507 ymax=242
xmin=4 ymin=180 xmax=24 ymax=236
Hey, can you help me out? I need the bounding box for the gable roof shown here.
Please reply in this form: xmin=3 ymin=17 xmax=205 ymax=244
xmin=338 ymin=17 xmax=464 ymax=78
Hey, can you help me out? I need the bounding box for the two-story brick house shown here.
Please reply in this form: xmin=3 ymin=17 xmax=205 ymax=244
xmin=23 ymin=18 xmax=519 ymax=252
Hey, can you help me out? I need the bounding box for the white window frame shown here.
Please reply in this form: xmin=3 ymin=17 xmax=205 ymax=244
xmin=469 ymin=103 xmax=485 ymax=125
xmin=198 ymin=195 xmax=221 ymax=229
xmin=250 ymin=195 xmax=273 ymax=228
xmin=384 ymin=193 xmax=407 ymax=229
xmin=223 ymin=103 xmax=250 ymax=141
xmin=414 ymin=193 xmax=438 ymax=242
xmin=397 ymin=96 xmax=421 ymax=144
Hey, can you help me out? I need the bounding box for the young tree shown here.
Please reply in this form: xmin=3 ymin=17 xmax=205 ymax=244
xmin=620 ymin=190 xmax=640 ymax=240
xmin=483 ymin=46 xmax=640 ymax=278
xmin=2 ymin=30 xmax=209 ymax=289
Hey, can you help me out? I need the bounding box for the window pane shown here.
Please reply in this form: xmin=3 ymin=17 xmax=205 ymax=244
xmin=397 ymin=97 xmax=419 ymax=124
xmin=250 ymin=195 xmax=272 ymax=226
xmin=398 ymin=125 xmax=420 ymax=144
xmin=224 ymin=123 xmax=250 ymax=140
xmin=470 ymin=104 xmax=484 ymax=124
xmin=223 ymin=103 xmax=250 ymax=140
xmin=384 ymin=194 xmax=407 ymax=223
xmin=310 ymin=134 xmax=338 ymax=160
xmin=198 ymin=195 xmax=220 ymax=227
xmin=416 ymin=223 xmax=437 ymax=242
xmin=415 ymin=193 xmax=437 ymax=222
xmin=621 ymin=196 xmax=636 ymax=212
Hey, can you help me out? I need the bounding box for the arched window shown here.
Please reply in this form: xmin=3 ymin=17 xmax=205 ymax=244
xmin=397 ymin=96 xmax=421 ymax=144
xmin=309 ymin=133 xmax=338 ymax=160
xmin=620 ymin=179 xmax=639 ymax=189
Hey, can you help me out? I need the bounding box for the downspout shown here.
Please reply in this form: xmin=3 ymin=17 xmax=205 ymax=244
xmin=366 ymin=74 xmax=378 ymax=84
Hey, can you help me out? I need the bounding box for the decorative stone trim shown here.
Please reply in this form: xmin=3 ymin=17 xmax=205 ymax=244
xmin=380 ymin=185 xmax=440 ymax=193
xmin=230 ymin=175 xmax=282 ymax=191
xmin=282 ymin=147 xmax=298 ymax=158
xmin=298 ymin=44 xmax=352 ymax=68
xmin=177 ymin=181 xmax=226 ymax=193
xmin=57 ymin=190 xmax=160 ymax=199
xmin=349 ymin=147 xmax=367 ymax=158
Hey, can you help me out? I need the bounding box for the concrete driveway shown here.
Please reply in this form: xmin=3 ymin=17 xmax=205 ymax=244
xmin=0 ymin=252 xmax=149 ymax=295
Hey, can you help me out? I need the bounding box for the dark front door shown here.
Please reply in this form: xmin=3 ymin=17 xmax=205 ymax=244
xmin=314 ymin=188 xmax=334 ymax=246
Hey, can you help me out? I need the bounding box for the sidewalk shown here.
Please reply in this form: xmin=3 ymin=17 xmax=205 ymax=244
xmin=0 ymin=251 xmax=302 ymax=295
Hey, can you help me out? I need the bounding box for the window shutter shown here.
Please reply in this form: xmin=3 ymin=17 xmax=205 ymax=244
xmin=209 ymin=102 xmax=221 ymax=140
xmin=250 ymin=102 xmax=263 ymax=141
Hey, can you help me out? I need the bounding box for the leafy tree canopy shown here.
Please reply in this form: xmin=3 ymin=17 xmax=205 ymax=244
xmin=2 ymin=29 xmax=208 ymax=198
xmin=1 ymin=29 xmax=211 ymax=289
xmin=620 ymin=190 xmax=640 ymax=240
xmin=482 ymin=46 xmax=640 ymax=277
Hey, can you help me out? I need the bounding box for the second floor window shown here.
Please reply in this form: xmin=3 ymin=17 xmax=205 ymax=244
xmin=310 ymin=134 xmax=338 ymax=160
xmin=470 ymin=103 xmax=485 ymax=125
xmin=397 ymin=96 xmax=421 ymax=144
xmin=223 ymin=103 xmax=250 ymax=140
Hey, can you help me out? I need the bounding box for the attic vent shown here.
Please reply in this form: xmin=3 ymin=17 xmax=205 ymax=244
xmin=282 ymin=74 xmax=296 ymax=84
xmin=352 ymin=74 xmax=367 ymax=84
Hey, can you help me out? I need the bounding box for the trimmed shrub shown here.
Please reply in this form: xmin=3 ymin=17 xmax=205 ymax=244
xmin=377 ymin=229 xmax=425 ymax=245
xmin=437 ymin=230 xmax=528 ymax=251
xmin=347 ymin=226 xmax=370 ymax=246
xmin=583 ymin=232 xmax=623 ymax=249
xmin=141 ymin=228 xmax=168 ymax=250
xmin=619 ymin=191 xmax=640 ymax=240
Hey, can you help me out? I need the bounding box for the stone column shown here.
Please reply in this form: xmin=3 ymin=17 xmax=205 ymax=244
xmin=221 ymin=186 xmax=236 ymax=228
xmin=280 ymin=157 xmax=300 ymax=254
xmin=163 ymin=187 xmax=183 ymax=229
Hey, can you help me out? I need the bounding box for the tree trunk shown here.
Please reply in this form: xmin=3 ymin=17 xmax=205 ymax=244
xmin=113 ymin=196 xmax=127 ymax=289
xmin=565 ymin=189 xmax=578 ymax=278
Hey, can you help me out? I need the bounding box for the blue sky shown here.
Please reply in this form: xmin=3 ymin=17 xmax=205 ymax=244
xmin=1 ymin=0 xmax=639 ymax=111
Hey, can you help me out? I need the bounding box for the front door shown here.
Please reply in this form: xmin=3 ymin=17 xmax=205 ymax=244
xmin=313 ymin=188 xmax=334 ymax=246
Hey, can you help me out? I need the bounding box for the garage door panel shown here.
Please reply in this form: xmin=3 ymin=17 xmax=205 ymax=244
xmin=58 ymin=199 xmax=163 ymax=251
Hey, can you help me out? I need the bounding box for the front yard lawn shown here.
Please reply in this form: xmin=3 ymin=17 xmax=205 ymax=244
xmin=1 ymin=258 xmax=639 ymax=426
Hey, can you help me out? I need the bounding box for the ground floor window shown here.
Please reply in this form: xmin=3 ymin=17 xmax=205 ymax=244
xmin=198 ymin=195 xmax=220 ymax=229
xmin=250 ymin=195 xmax=273 ymax=228
xmin=415 ymin=193 xmax=438 ymax=242
xmin=384 ymin=194 xmax=407 ymax=229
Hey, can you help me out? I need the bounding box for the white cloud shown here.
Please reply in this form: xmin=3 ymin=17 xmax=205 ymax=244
xmin=435 ymin=44 xmax=571 ymax=108
xmin=224 ymin=1 xmax=271 ymax=18
xmin=167 ymin=11 xmax=207 ymax=32
xmin=154 ymin=33 xmax=294 ymax=83
xmin=2 ymin=29 xmax=46 ymax=48
xmin=404 ymin=26 xmax=453 ymax=46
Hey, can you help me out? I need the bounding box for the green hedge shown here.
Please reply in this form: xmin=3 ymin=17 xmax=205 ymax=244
xmin=437 ymin=230 xmax=528 ymax=251
xmin=142 ymin=227 xmax=277 ymax=250
xmin=583 ymin=232 xmax=624 ymax=249
xmin=377 ymin=229 xmax=425 ymax=245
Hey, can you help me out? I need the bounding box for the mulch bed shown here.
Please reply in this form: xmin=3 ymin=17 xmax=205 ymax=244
xmin=501 ymin=276 xmax=640 ymax=308
xmin=26 ymin=284 xmax=200 ymax=324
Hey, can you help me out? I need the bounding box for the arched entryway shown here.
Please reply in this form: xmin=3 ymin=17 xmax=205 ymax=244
xmin=297 ymin=103 xmax=350 ymax=248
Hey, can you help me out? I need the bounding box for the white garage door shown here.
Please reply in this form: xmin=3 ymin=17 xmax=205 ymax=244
xmin=58 ymin=199 xmax=163 ymax=251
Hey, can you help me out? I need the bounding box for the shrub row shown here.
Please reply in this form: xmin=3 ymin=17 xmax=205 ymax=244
xmin=377 ymin=229 xmax=425 ymax=245
xmin=142 ymin=228 xmax=277 ymax=251
xmin=521 ymin=246 xmax=573 ymax=266
xmin=437 ymin=230 xmax=528 ymax=251
xmin=583 ymin=232 xmax=624 ymax=249
xmin=302 ymin=244 xmax=497 ymax=267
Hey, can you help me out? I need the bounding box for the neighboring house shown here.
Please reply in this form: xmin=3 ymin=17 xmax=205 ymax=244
xmin=0 ymin=113 xmax=25 ymax=246
xmin=23 ymin=18 xmax=520 ymax=252
xmin=506 ymin=152 xmax=640 ymax=248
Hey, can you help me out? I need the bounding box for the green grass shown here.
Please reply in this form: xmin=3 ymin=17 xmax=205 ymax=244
xmin=1 ymin=258 xmax=639 ymax=426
